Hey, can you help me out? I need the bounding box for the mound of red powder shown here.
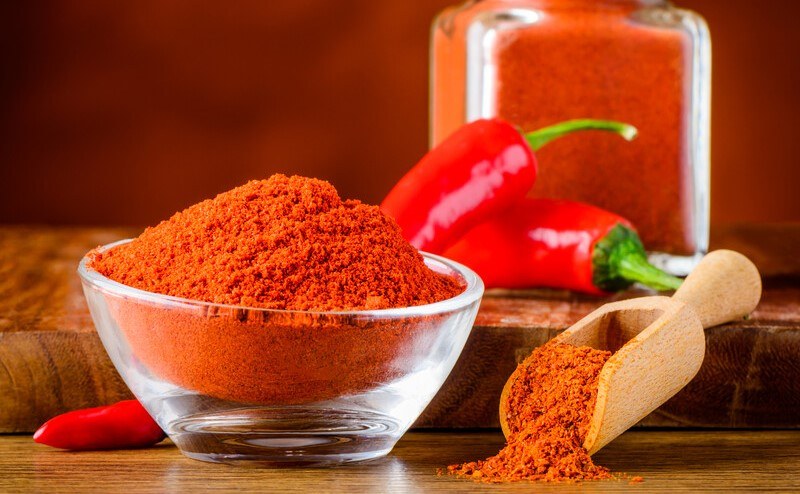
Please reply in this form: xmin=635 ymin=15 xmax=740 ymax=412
xmin=447 ymin=343 xmax=613 ymax=482
xmin=90 ymin=174 xmax=463 ymax=311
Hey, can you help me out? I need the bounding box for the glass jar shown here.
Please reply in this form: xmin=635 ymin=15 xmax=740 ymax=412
xmin=431 ymin=0 xmax=710 ymax=274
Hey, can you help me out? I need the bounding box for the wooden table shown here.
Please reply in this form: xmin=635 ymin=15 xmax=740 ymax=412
xmin=1 ymin=431 xmax=798 ymax=493
xmin=1 ymin=225 xmax=799 ymax=492
xmin=3 ymin=225 xmax=799 ymax=431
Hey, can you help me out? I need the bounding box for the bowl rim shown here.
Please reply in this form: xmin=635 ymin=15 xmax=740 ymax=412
xmin=78 ymin=239 xmax=484 ymax=317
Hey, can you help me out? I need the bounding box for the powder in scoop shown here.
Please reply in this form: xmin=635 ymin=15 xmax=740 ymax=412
xmin=447 ymin=342 xmax=612 ymax=482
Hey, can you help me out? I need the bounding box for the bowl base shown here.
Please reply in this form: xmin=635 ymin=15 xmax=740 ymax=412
xmin=180 ymin=448 xmax=392 ymax=467
xmin=167 ymin=406 xmax=402 ymax=466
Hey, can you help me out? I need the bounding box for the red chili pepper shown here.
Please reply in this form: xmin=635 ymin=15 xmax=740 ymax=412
xmin=442 ymin=198 xmax=683 ymax=295
xmin=33 ymin=400 xmax=165 ymax=451
xmin=381 ymin=119 xmax=637 ymax=254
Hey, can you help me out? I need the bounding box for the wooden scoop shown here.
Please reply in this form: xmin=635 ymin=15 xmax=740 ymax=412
xmin=499 ymin=249 xmax=762 ymax=455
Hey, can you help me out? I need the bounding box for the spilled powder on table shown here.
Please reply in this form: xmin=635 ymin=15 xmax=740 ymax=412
xmin=445 ymin=342 xmax=614 ymax=483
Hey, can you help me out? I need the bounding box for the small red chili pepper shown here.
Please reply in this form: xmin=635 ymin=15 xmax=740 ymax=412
xmin=33 ymin=399 xmax=165 ymax=451
xmin=442 ymin=198 xmax=683 ymax=295
xmin=381 ymin=119 xmax=637 ymax=254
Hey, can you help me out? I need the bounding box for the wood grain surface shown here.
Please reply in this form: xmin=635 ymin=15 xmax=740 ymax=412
xmin=0 ymin=227 xmax=137 ymax=431
xmin=1 ymin=431 xmax=799 ymax=493
xmin=1 ymin=225 xmax=798 ymax=432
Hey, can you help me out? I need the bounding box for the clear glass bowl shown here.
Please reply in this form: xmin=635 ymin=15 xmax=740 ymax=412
xmin=78 ymin=240 xmax=483 ymax=466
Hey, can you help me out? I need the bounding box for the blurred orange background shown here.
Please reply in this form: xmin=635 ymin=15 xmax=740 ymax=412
xmin=1 ymin=0 xmax=798 ymax=227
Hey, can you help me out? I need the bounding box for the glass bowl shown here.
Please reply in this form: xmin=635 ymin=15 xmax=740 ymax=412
xmin=78 ymin=240 xmax=483 ymax=466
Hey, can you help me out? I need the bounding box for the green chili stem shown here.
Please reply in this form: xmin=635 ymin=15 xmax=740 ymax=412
xmin=617 ymin=254 xmax=684 ymax=291
xmin=593 ymin=224 xmax=683 ymax=292
xmin=525 ymin=119 xmax=638 ymax=151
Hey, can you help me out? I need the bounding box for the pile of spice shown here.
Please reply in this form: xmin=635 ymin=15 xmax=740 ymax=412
xmin=446 ymin=342 xmax=612 ymax=482
xmin=90 ymin=174 xmax=466 ymax=405
xmin=91 ymin=174 xmax=463 ymax=311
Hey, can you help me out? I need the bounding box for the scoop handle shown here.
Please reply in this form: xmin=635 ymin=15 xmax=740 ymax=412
xmin=672 ymin=250 xmax=762 ymax=329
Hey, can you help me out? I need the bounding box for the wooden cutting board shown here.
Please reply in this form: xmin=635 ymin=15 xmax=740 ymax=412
xmin=1 ymin=225 xmax=798 ymax=432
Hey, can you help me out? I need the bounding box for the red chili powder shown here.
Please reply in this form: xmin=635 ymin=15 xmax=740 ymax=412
xmin=446 ymin=342 xmax=612 ymax=482
xmin=89 ymin=174 xmax=465 ymax=404
xmin=91 ymin=174 xmax=462 ymax=311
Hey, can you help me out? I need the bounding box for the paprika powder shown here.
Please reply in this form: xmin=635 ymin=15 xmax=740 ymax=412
xmin=446 ymin=342 xmax=613 ymax=482
xmin=92 ymin=174 xmax=462 ymax=311
xmin=89 ymin=174 xmax=465 ymax=404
